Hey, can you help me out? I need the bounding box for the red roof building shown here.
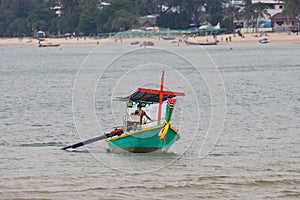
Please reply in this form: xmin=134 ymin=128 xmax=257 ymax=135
xmin=271 ymin=13 xmax=299 ymax=31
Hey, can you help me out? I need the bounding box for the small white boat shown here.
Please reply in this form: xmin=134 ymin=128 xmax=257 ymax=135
xmin=161 ymin=35 xmax=175 ymax=40
xmin=130 ymin=41 xmax=140 ymax=45
xmin=259 ymin=38 xmax=270 ymax=44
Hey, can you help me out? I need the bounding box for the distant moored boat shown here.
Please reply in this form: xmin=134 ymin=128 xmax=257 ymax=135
xmin=39 ymin=43 xmax=60 ymax=47
xmin=184 ymin=39 xmax=217 ymax=45
xmin=142 ymin=41 xmax=154 ymax=46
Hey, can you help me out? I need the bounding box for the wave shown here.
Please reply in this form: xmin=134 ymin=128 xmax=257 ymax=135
xmin=227 ymin=179 xmax=300 ymax=187
xmin=31 ymin=124 xmax=52 ymax=127
xmin=280 ymin=190 xmax=300 ymax=198
xmin=18 ymin=142 xmax=64 ymax=147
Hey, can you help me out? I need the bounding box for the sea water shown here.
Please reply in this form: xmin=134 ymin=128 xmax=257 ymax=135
xmin=0 ymin=42 xmax=299 ymax=199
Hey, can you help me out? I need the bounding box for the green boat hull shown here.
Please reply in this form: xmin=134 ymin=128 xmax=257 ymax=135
xmin=107 ymin=125 xmax=180 ymax=153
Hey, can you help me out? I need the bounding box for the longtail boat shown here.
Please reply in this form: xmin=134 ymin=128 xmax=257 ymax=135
xmin=107 ymin=71 xmax=185 ymax=153
xmin=184 ymin=39 xmax=217 ymax=45
xmin=61 ymin=71 xmax=184 ymax=153
xmin=39 ymin=43 xmax=60 ymax=47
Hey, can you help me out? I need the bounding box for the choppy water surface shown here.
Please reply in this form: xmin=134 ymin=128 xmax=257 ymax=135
xmin=0 ymin=42 xmax=299 ymax=199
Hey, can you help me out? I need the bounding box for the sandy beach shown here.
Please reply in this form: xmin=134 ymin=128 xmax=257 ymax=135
xmin=0 ymin=32 xmax=299 ymax=46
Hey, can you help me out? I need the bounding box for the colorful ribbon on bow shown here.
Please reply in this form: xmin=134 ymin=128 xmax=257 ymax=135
xmin=158 ymin=120 xmax=171 ymax=140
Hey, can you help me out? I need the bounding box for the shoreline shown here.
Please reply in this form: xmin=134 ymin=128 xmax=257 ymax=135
xmin=0 ymin=32 xmax=299 ymax=46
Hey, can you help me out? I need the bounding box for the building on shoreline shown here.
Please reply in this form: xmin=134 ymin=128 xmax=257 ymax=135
xmin=232 ymin=0 xmax=296 ymax=33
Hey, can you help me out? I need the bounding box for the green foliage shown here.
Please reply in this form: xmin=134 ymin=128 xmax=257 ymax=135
xmin=0 ymin=0 xmax=277 ymax=36
xmin=27 ymin=8 xmax=56 ymax=31
xmin=132 ymin=0 xmax=159 ymax=16
xmin=7 ymin=18 xmax=28 ymax=36
xmin=206 ymin=0 xmax=224 ymax=15
xmin=157 ymin=12 xmax=190 ymax=29
xmin=210 ymin=13 xmax=223 ymax=27
xmin=283 ymin=0 xmax=300 ymax=30
xmin=77 ymin=9 xmax=99 ymax=34
xmin=283 ymin=0 xmax=300 ymax=17
xmin=110 ymin=9 xmax=139 ymax=31
xmin=95 ymin=10 xmax=111 ymax=33
xmin=9 ymin=0 xmax=34 ymax=18
xmin=222 ymin=4 xmax=241 ymax=33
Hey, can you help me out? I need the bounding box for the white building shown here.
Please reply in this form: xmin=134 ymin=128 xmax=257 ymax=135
xmin=232 ymin=0 xmax=285 ymax=32
xmin=251 ymin=0 xmax=284 ymax=17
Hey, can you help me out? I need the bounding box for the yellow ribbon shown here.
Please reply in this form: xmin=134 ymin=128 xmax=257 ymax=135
xmin=159 ymin=120 xmax=171 ymax=140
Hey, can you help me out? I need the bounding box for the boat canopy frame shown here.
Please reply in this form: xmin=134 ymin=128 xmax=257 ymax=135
xmin=118 ymin=89 xmax=180 ymax=103
xmin=118 ymin=71 xmax=185 ymax=123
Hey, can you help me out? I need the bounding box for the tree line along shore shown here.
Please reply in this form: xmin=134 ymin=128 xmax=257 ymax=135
xmin=1 ymin=0 xmax=299 ymax=38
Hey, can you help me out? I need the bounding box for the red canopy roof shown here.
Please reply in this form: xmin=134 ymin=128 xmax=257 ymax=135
xmin=271 ymin=13 xmax=298 ymax=22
